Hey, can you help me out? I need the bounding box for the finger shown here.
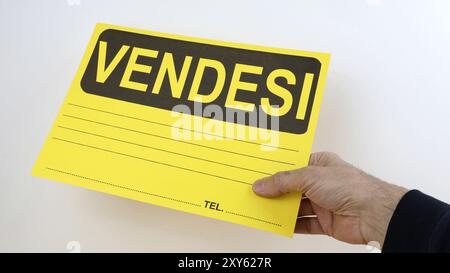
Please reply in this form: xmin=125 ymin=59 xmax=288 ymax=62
xmin=295 ymin=217 xmax=324 ymax=234
xmin=252 ymin=167 xmax=322 ymax=198
xmin=309 ymin=152 xmax=347 ymax=167
xmin=298 ymin=199 xmax=315 ymax=217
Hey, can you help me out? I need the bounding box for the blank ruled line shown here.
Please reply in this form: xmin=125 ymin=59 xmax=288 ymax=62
xmin=61 ymin=114 xmax=295 ymax=166
xmin=52 ymin=137 xmax=252 ymax=185
xmin=45 ymin=167 xmax=202 ymax=207
xmin=58 ymin=125 xmax=272 ymax=176
xmin=68 ymin=102 xmax=299 ymax=152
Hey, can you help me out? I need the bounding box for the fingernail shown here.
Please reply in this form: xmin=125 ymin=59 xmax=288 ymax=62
xmin=252 ymin=180 xmax=265 ymax=193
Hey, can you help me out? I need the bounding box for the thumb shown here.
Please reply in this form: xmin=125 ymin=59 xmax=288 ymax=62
xmin=252 ymin=167 xmax=320 ymax=198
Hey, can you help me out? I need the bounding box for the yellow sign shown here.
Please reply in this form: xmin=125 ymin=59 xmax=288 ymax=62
xmin=32 ymin=23 xmax=330 ymax=236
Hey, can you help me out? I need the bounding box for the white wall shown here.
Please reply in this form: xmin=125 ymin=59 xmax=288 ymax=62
xmin=1 ymin=0 xmax=449 ymax=252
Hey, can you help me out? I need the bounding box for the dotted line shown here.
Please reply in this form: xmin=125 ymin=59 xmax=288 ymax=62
xmin=224 ymin=210 xmax=282 ymax=227
xmin=45 ymin=167 xmax=201 ymax=207
xmin=45 ymin=167 xmax=282 ymax=228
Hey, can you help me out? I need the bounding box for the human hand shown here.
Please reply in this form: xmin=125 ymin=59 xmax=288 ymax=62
xmin=252 ymin=152 xmax=408 ymax=247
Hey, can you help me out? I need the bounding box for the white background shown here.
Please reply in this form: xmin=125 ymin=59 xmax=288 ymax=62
xmin=1 ymin=0 xmax=449 ymax=252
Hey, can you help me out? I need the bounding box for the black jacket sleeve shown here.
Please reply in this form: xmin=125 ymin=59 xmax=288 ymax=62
xmin=383 ymin=190 xmax=450 ymax=252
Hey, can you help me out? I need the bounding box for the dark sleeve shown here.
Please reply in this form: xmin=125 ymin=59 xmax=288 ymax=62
xmin=383 ymin=190 xmax=450 ymax=252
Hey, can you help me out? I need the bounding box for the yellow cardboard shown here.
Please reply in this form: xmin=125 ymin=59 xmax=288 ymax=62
xmin=32 ymin=23 xmax=330 ymax=236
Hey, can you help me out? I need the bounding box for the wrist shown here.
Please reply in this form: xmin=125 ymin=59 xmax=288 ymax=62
xmin=362 ymin=178 xmax=408 ymax=247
